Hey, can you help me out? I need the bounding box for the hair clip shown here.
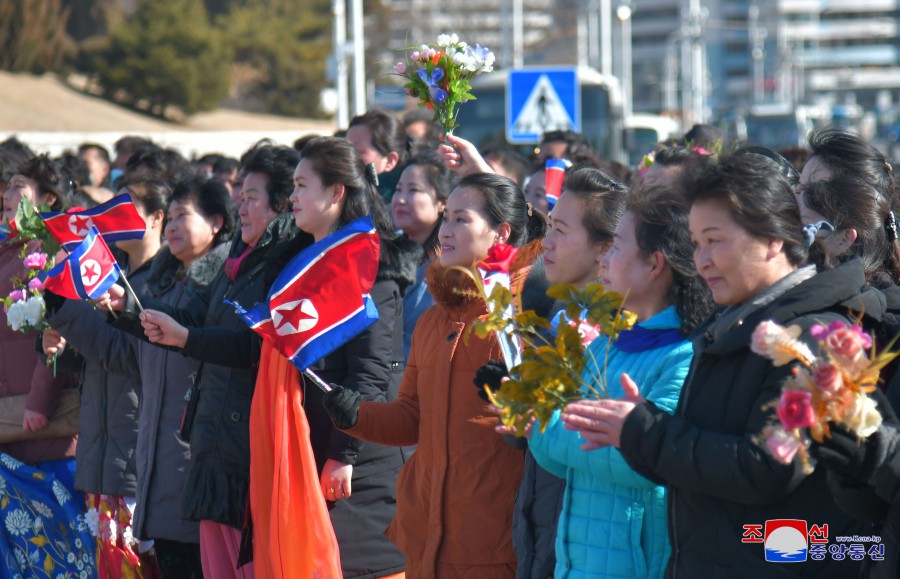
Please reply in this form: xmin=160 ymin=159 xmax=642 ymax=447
xmin=886 ymin=210 xmax=898 ymax=242
xmin=885 ymin=162 xmax=894 ymax=174
xmin=802 ymin=220 xmax=834 ymax=247
xmin=525 ymin=202 xmax=533 ymax=217
xmin=365 ymin=163 xmax=379 ymax=188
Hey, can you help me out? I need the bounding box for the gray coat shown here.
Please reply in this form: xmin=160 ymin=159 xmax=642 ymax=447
xmin=69 ymin=244 xmax=229 ymax=543
xmin=47 ymin=258 xmax=154 ymax=498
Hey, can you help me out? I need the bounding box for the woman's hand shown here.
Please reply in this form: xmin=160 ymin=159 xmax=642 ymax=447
xmin=140 ymin=310 xmax=189 ymax=348
xmin=438 ymin=134 xmax=494 ymax=177
xmin=94 ymin=284 xmax=127 ymax=312
xmin=320 ymin=458 xmax=353 ymax=502
xmin=42 ymin=328 xmax=66 ymax=356
xmin=23 ymin=409 xmax=49 ymax=432
xmin=561 ymin=373 xmax=646 ymax=450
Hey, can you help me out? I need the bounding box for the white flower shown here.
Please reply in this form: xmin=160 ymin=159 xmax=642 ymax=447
xmin=80 ymin=571 xmax=88 ymax=579
xmin=13 ymin=548 xmax=26 ymax=569
xmin=84 ymin=509 xmax=100 ymax=537
xmin=0 ymin=475 xmax=7 ymax=496
xmin=0 ymin=454 xmax=23 ymax=471
xmin=5 ymin=509 xmax=32 ymax=536
xmin=436 ymin=33 xmax=459 ymax=47
xmin=6 ymin=300 xmax=27 ymax=331
xmin=750 ymin=320 xmax=815 ymax=366
xmin=107 ymin=516 xmax=118 ymax=541
xmin=76 ymin=559 xmax=84 ymax=570
xmin=67 ymin=553 xmax=76 ymax=564
xmin=32 ymin=516 xmax=42 ymax=533
xmin=52 ymin=480 xmax=71 ymax=505
xmin=30 ymin=500 xmax=52 ymax=519
xmin=74 ymin=537 xmax=82 ymax=549
xmin=57 ymin=574 xmax=67 ymax=579
xmin=21 ymin=295 xmax=45 ymax=327
xmin=844 ymin=393 xmax=883 ymax=438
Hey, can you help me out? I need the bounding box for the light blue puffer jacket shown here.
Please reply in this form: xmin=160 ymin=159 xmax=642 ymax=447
xmin=529 ymin=306 xmax=692 ymax=579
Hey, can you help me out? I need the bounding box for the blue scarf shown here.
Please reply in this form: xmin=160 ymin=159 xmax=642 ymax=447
xmin=615 ymin=324 xmax=684 ymax=353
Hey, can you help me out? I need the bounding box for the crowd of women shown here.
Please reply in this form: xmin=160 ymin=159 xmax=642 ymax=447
xmin=1 ymin=108 xmax=900 ymax=579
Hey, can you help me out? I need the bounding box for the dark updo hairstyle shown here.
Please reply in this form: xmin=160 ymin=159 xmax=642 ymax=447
xmin=15 ymin=154 xmax=70 ymax=211
xmin=808 ymin=128 xmax=897 ymax=205
xmin=455 ymin=172 xmax=548 ymax=247
xmin=348 ymin=108 xmax=411 ymax=168
xmin=55 ymin=153 xmax=90 ymax=189
xmin=298 ymin=137 xmax=395 ymax=239
xmin=402 ymin=152 xmax=458 ymax=255
xmin=124 ymin=145 xmax=193 ymax=188
xmin=629 ymin=185 xmax=716 ymax=335
xmin=240 ymin=144 xmax=301 ymax=213
xmin=686 ymin=150 xmax=807 ymax=267
xmin=168 ymin=175 xmax=236 ymax=247
xmin=802 ymin=174 xmax=900 ymax=288
xmin=735 ymin=145 xmax=800 ymax=188
xmin=120 ymin=178 xmax=170 ymax=240
xmin=0 ymin=137 xmax=35 ymax=185
xmin=561 ymin=165 xmax=627 ymax=248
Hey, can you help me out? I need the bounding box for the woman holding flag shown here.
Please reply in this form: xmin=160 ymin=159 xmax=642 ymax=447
xmin=0 ymin=154 xmax=97 ymax=576
xmin=101 ymin=143 xmax=306 ymax=578
xmin=323 ymin=171 xmax=548 ymax=578
xmin=136 ymin=138 xmax=417 ymax=578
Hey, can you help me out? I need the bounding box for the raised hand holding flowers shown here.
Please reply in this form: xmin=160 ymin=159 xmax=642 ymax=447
xmin=752 ymin=319 xmax=898 ymax=474
xmin=394 ymin=34 xmax=495 ymax=135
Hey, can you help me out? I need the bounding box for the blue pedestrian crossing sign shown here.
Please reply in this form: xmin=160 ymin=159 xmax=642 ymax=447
xmin=507 ymin=68 xmax=580 ymax=144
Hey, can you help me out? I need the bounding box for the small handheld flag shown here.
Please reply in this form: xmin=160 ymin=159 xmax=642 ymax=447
xmin=40 ymin=194 xmax=146 ymax=251
xmin=229 ymin=215 xmax=381 ymax=372
xmin=544 ymin=158 xmax=570 ymax=211
xmin=43 ymin=226 xmax=121 ymax=300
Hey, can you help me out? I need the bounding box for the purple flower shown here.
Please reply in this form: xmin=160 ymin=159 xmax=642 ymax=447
xmin=394 ymin=62 xmax=407 ymax=74
xmin=8 ymin=289 xmax=25 ymax=302
xmin=27 ymin=278 xmax=44 ymax=292
xmin=417 ymin=68 xmax=448 ymax=104
xmin=23 ymin=252 xmax=47 ymax=270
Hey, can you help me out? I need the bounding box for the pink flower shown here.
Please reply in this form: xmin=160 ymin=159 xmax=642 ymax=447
xmin=7 ymin=289 xmax=25 ymax=302
xmin=27 ymin=278 xmax=44 ymax=292
xmin=824 ymin=326 xmax=871 ymax=362
xmin=765 ymin=428 xmax=802 ymax=464
xmin=777 ymin=390 xmax=816 ymax=430
xmin=812 ymin=361 xmax=843 ymax=394
xmin=23 ymin=252 xmax=47 ymax=270
xmin=394 ymin=62 xmax=407 ymax=74
xmin=410 ymin=51 xmax=420 ymax=61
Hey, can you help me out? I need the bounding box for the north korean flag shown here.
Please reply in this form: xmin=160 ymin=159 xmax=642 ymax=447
xmin=40 ymin=194 xmax=146 ymax=251
xmin=228 ymin=216 xmax=380 ymax=371
xmin=43 ymin=226 xmax=121 ymax=300
xmin=544 ymin=158 xmax=570 ymax=211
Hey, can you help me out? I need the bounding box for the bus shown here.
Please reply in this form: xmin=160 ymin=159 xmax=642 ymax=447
xmin=453 ymin=66 xmax=626 ymax=163
xmin=623 ymin=114 xmax=682 ymax=167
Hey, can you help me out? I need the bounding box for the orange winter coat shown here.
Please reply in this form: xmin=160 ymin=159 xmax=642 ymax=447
xmin=344 ymin=244 xmax=544 ymax=577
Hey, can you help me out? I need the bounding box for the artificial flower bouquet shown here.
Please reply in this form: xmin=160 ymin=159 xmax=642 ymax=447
xmin=2 ymin=197 xmax=60 ymax=334
xmin=467 ymin=278 xmax=637 ymax=437
xmin=394 ymin=33 xmax=495 ymax=134
xmin=752 ymin=320 xmax=897 ymax=474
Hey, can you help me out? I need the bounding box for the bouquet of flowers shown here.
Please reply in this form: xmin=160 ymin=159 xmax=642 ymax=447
xmin=2 ymin=197 xmax=60 ymax=334
xmin=394 ymin=33 xmax=495 ymax=134
xmin=752 ymin=320 xmax=898 ymax=474
xmin=466 ymin=275 xmax=637 ymax=436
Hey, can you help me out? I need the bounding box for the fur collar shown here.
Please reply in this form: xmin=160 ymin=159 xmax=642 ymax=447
xmin=146 ymin=242 xmax=230 ymax=297
xmin=379 ymin=235 xmax=422 ymax=296
xmin=426 ymin=239 xmax=545 ymax=312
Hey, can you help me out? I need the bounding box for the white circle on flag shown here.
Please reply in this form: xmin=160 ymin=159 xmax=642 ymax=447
xmin=80 ymin=259 xmax=101 ymax=287
xmin=272 ymin=299 xmax=319 ymax=336
xmin=68 ymin=214 xmax=94 ymax=236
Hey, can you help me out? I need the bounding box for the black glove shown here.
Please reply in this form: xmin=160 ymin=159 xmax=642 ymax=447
xmin=473 ymin=360 xmax=508 ymax=403
xmin=322 ymin=384 xmax=362 ymax=429
xmin=811 ymin=424 xmax=889 ymax=483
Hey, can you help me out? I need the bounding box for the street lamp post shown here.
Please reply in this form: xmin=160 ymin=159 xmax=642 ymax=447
xmin=617 ymin=1 xmax=633 ymax=118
